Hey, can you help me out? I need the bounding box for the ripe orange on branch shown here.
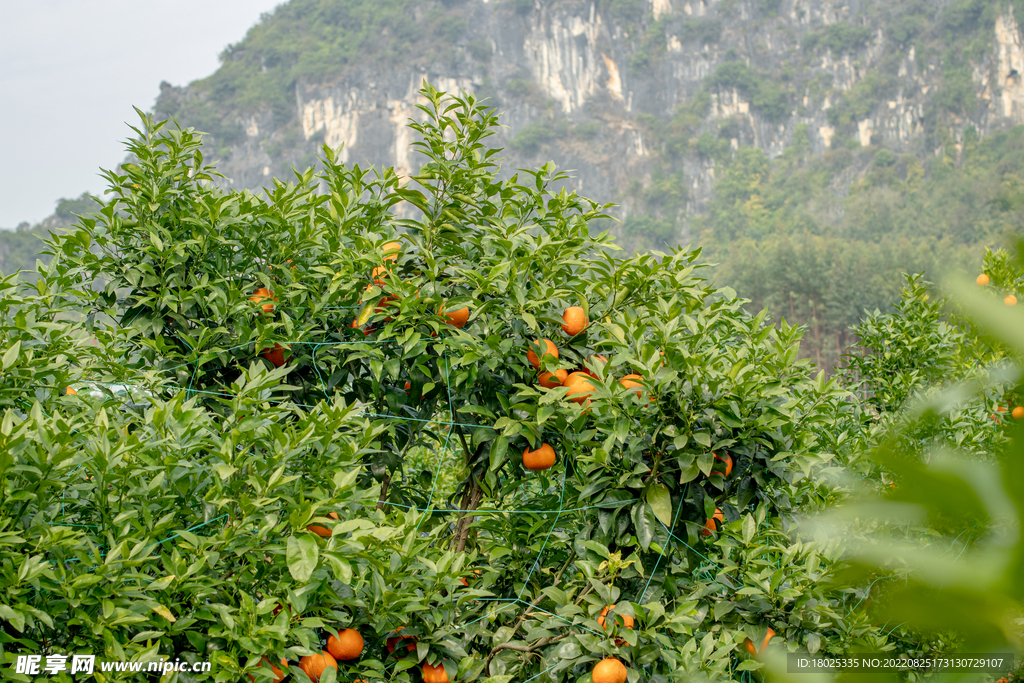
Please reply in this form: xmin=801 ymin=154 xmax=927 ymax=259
xmin=308 ymin=512 xmax=339 ymax=538
xmin=581 ymin=355 xmax=607 ymax=379
xmin=712 ymin=452 xmax=733 ymax=477
xmin=385 ymin=628 xmax=417 ymax=654
xmin=382 ymin=241 xmax=402 ymax=261
xmin=1006 ymin=295 xmax=1018 ymax=306
xmin=1014 ymin=406 xmax=1024 ymax=419
xmin=246 ymin=657 xmax=287 ymax=683
xmin=743 ymin=628 xmax=776 ymax=655
xmin=440 ymin=305 xmax=470 ymax=328
xmin=597 ymin=605 xmax=635 ymax=630
xmin=327 ymin=628 xmax=364 ymax=660
xmin=523 ymin=443 xmax=556 ymax=471
xmin=619 ymin=374 xmax=643 ymax=397
xmin=422 ymin=662 xmax=450 ymax=683
xmin=261 ymin=343 xmax=287 ymax=368
xmin=977 ymin=274 xmax=990 ymax=285
xmin=561 ymin=306 xmax=588 ymax=336
xmin=526 ymin=339 xmax=558 ymax=369
xmin=564 ymin=372 xmax=595 ymax=404
xmin=299 ymin=652 xmax=337 ymax=682
xmin=539 ymin=369 xmax=568 ymax=388
xmin=701 ymin=508 xmax=724 ymax=536
xmin=250 ymin=287 xmax=277 ymax=314
xmin=592 ymin=658 xmax=628 ymax=683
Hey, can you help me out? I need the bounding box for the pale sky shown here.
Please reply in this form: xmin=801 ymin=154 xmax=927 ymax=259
xmin=0 ymin=0 xmax=284 ymax=228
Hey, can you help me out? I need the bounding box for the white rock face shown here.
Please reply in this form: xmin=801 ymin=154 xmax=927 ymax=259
xmin=523 ymin=5 xmax=606 ymax=113
xmin=995 ymin=9 xmax=1024 ymax=121
xmin=301 ymin=97 xmax=360 ymax=162
xmin=300 ymin=75 xmax=474 ymax=175
xmin=602 ymin=53 xmax=624 ymax=101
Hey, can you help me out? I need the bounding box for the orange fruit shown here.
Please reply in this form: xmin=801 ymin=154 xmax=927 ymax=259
xmin=597 ymin=605 xmax=634 ymax=630
xmin=620 ymin=374 xmax=643 ymax=397
xmin=564 ymin=373 xmax=595 ymax=404
xmin=701 ymin=508 xmax=724 ymax=537
xmin=977 ymin=274 xmax=990 ymax=285
xmin=382 ymin=241 xmax=401 ymax=261
xmin=66 ymin=386 xmax=77 ymax=395
xmin=523 ymin=443 xmax=556 ymax=471
xmin=308 ymin=511 xmax=339 ymax=538
xmin=581 ymin=354 xmax=608 ymax=379
xmin=422 ymin=662 xmax=450 ymax=683
xmin=1014 ymin=406 xmax=1024 ymax=419
xmin=246 ymin=657 xmax=287 ymax=683
xmin=385 ymin=628 xmax=417 ymax=654
xmin=262 ymin=343 xmax=287 ymax=368
xmin=299 ymin=652 xmax=337 ymax=682
xmin=539 ymin=369 xmax=568 ymax=388
xmin=1006 ymin=294 xmax=1018 ymax=306
xmin=561 ymin=306 xmax=588 ymax=336
xmin=440 ymin=305 xmax=470 ymax=328
xmin=250 ymin=287 xmax=276 ymax=314
xmin=592 ymin=658 xmax=628 ymax=683
xmin=526 ymin=339 xmax=558 ymax=369
xmin=712 ymin=453 xmax=733 ymax=477
xmin=327 ymin=628 xmax=364 ymax=661
xmin=371 ymin=265 xmax=389 ymax=281
xmin=743 ymin=628 xmax=776 ymax=655
xmin=404 ymin=381 xmax=412 ymax=391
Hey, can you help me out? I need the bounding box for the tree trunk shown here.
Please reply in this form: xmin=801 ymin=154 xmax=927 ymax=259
xmin=452 ymin=476 xmax=483 ymax=553
xmin=376 ymin=473 xmax=391 ymax=511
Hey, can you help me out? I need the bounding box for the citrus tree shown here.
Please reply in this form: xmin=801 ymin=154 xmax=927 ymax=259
xmin=2 ymin=85 xmax=920 ymax=682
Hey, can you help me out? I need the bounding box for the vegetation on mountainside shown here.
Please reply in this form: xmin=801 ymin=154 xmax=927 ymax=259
xmin=694 ymin=124 xmax=1024 ymax=372
xmin=154 ymin=0 xmax=482 ymax=145
xmin=0 ymin=194 xmax=95 ymax=280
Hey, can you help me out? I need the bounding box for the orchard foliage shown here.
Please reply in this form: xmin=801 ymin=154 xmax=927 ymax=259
xmin=2 ymin=84 xmax=1014 ymax=682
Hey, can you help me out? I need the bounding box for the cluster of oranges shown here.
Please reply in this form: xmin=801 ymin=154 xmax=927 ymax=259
xmin=990 ymin=405 xmax=1024 ymax=421
xmin=527 ymin=306 xmax=654 ymax=407
xmin=245 ymin=628 xmax=364 ymax=683
xmin=699 ymin=454 xmax=734 ymax=536
xmin=520 ymin=306 xmax=659 ymax=472
xmin=351 ymin=240 xmax=470 ymax=337
xmin=246 ymin=625 xmax=458 ymax=683
xmin=976 ymin=273 xmax=1018 ymax=306
xmin=249 ymin=284 xmax=289 ymax=368
xmin=590 ymin=605 xmax=631 ymax=683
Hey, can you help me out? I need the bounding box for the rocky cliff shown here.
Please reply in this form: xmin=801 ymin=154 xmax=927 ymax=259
xmin=154 ymin=0 xmax=1024 ymax=245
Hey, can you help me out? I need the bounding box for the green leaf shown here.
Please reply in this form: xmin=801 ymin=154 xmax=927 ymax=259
xmin=323 ymin=553 xmax=353 ymax=584
xmin=712 ymin=601 xmax=735 ymax=620
xmin=742 ymin=514 xmax=756 ymax=544
xmin=645 ymin=483 xmax=672 ymax=527
xmin=2 ymin=340 xmax=20 ymax=370
xmin=333 ymin=467 xmax=360 ymax=491
xmin=631 ymin=503 xmax=656 ymax=551
xmin=152 ymin=604 xmax=176 ymax=622
xmin=287 ymin=534 xmax=319 ymax=582
xmin=146 ymin=574 xmax=176 ymax=591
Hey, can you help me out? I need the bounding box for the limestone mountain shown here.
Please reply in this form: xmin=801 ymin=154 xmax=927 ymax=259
xmin=153 ymin=0 xmax=1024 ymax=245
